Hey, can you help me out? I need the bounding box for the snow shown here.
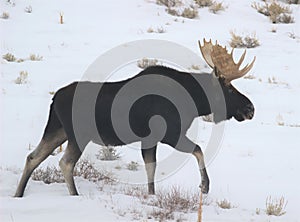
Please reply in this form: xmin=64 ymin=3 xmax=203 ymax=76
xmin=1 ymin=0 xmax=300 ymax=221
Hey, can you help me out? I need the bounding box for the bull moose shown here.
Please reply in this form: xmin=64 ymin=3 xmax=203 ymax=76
xmin=15 ymin=39 xmax=255 ymax=197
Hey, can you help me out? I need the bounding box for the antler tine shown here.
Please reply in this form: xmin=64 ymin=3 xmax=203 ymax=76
xmin=198 ymin=38 xmax=214 ymax=68
xmin=210 ymin=44 xmax=256 ymax=84
xmin=239 ymin=56 xmax=256 ymax=76
xmin=224 ymin=56 xmax=256 ymax=84
xmin=198 ymin=39 xmax=256 ymax=83
xmin=236 ymin=50 xmax=246 ymax=67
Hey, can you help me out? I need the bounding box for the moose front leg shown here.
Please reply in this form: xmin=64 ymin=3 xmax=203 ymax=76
xmin=192 ymin=145 xmax=209 ymax=194
xmin=141 ymin=145 xmax=157 ymax=195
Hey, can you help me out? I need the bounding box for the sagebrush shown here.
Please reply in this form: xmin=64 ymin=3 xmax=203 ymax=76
xmin=194 ymin=0 xmax=213 ymax=7
xmin=252 ymin=1 xmax=294 ymax=23
xmin=216 ymin=198 xmax=236 ymax=209
xmin=137 ymin=58 xmax=160 ymax=69
xmin=230 ymin=31 xmax=260 ymax=48
xmin=32 ymin=158 xmax=115 ymax=184
xmin=96 ymin=146 xmax=120 ymax=161
xmin=209 ymin=2 xmax=225 ymax=14
xmin=265 ymin=196 xmax=287 ymax=216
xmin=15 ymin=71 xmax=28 ymax=84
xmin=148 ymin=186 xmax=201 ymax=221
xmin=0 ymin=12 xmax=9 ymax=19
xmin=127 ymin=161 xmax=139 ymax=171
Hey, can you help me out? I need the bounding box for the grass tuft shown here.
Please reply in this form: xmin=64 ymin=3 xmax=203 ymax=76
xmin=0 ymin=12 xmax=9 ymax=19
xmin=265 ymin=196 xmax=287 ymax=216
xmin=194 ymin=0 xmax=213 ymax=7
xmin=137 ymin=58 xmax=160 ymax=69
xmin=209 ymin=2 xmax=225 ymax=14
xmin=127 ymin=161 xmax=139 ymax=171
xmin=32 ymin=158 xmax=116 ymax=184
xmin=96 ymin=146 xmax=120 ymax=161
xmin=230 ymin=31 xmax=260 ymax=48
xmin=29 ymin=54 xmax=43 ymax=61
xmin=2 ymin=53 xmax=16 ymax=62
xmin=15 ymin=71 xmax=28 ymax=84
xmin=216 ymin=198 xmax=236 ymax=209
xmin=252 ymin=1 xmax=294 ymax=23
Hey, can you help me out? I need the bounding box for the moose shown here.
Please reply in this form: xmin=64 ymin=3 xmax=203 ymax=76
xmin=15 ymin=39 xmax=255 ymax=197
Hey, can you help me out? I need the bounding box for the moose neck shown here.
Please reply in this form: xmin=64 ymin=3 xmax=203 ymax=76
xmin=191 ymin=73 xmax=225 ymax=119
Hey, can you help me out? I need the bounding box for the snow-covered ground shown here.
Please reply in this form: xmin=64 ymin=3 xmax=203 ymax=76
xmin=1 ymin=0 xmax=300 ymax=221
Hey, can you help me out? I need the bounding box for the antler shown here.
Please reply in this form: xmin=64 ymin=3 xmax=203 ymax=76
xmin=198 ymin=39 xmax=214 ymax=68
xmin=199 ymin=38 xmax=256 ymax=84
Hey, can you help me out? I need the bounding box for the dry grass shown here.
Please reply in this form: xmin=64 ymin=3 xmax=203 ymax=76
xmin=137 ymin=57 xmax=160 ymax=69
xmin=283 ymin=0 xmax=299 ymax=4
xmin=156 ymin=0 xmax=179 ymax=7
xmin=32 ymin=158 xmax=116 ymax=184
xmin=32 ymin=166 xmax=65 ymax=184
xmin=29 ymin=54 xmax=43 ymax=61
xmin=244 ymin=74 xmax=256 ymax=80
xmin=181 ymin=7 xmax=199 ymax=19
xmin=194 ymin=0 xmax=213 ymax=7
xmin=157 ymin=0 xmax=198 ymax=19
xmin=154 ymin=186 xmax=200 ymax=212
xmin=230 ymin=31 xmax=260 ymax=48
xmin=0 ymin=12 xmax=9 ymax=19
xmin=15 ymin=71 xmax=28 ymax=84
xmin=147 ymin=26 xmax=166 ymax=33
xmin=2 ymin=53 xmax=16 ymax=62
xmin=127 ymin=161 xmax=139 ymax=171
xmin=216 ymin=198 xmax=236 ymax=209
xmin=252 ymin=1 xmax=294 ymax=23
xmin=209 ymin=2 xmax=226 ymax=14
xmin=24 ymin=5 xmax=32 ymax=13
xmin=202 ymin=114 xmax=213 ymax=122
xmin=265 ymin=196 xmax=287 ymax=216
xmin=147 ymin=186 xmax=202 ymax=221
xmin=122 ymin=185 xmax=149 ymax=200
xmin=96 ymin=146 xmax=120 ymax=161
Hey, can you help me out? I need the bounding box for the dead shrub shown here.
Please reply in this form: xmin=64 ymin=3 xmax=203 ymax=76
xmin=265 ymin=196 xmax=287 ymax=216
xmin=126 ymin=161 xmax=139 ymax=171
xmin=252 ymin=1 xmax=294 ymax=23
xmin=209 ymin=2 xmax=225 ymax=14
xmin=154 ymin=186 xmax=199 ymax=212
xmin=194 ymin=0 xmax=213 ymax=7
xmin=29 ymin=54 xmax=43 ymax=61
xmin=137 ymin=58 xmax=160 ymax=69
xmin=0 ymin=12 xmax=9 ymax=19
xmin=32 ymin=159 xmax=115 ymax=184
xmin=216 ymin=198 xmax=236 ymax=209
xmin=2 ymin=53 xmax=16 ymax=62
xmin=156 ymin=0 xmax=179 ymax=7
xmin=15 ymin=71 xmax=28 ymax=84
xmin=230 ymin=31 xmax=260 ymax=48
xmin=32 ymin=166 xmax=65 ymax=184
xmin=181 ymin=7 xmax=198 ymax=19
xmin=96 ymin=146 xmax=120 ymax=161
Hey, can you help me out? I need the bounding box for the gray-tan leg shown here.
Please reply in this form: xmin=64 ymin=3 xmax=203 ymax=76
xmin=59 ymin=142 xmax=82 ymax=196
xmin=192 ymin=146 xmax=209 ymax=194
xmin=15 ymin=129 xmax=67 ymax=197
xmin=141 ymin=145 xmax=157 ymax=195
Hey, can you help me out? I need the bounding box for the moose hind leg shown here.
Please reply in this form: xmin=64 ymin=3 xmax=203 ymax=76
xmin=14 ymin=128 xmax=67 ymax=197
xmin=59 ymin=141 xmax=82 ymax=196
xmin=141 ymin=145 xmax=157 ymax=195
xmin=192 ymin=145 xmax=209 ymax=194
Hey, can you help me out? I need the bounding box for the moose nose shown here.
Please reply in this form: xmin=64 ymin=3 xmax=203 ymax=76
xmin=245 ymin=104 xmax=254 ymax=119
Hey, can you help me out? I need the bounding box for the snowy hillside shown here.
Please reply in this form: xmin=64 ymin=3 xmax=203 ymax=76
xmin=1 ymin=0 xmax=300 ymax=221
